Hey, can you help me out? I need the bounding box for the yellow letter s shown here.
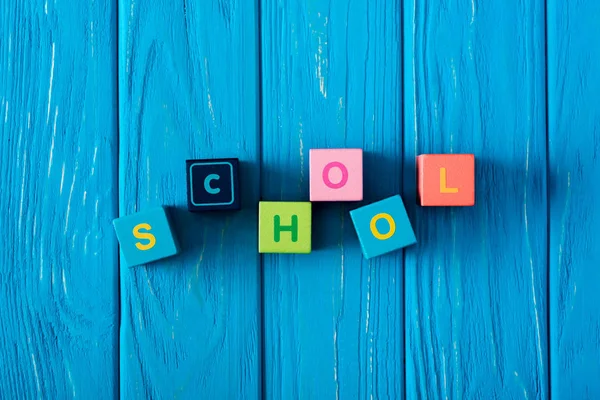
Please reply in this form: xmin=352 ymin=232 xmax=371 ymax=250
xmin=133 ymin=223 xmax=156 ymax=251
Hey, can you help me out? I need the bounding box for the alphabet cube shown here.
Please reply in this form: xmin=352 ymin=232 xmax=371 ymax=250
xmin=258 ymin=202 xmax=311 ymax=254
xmin=310 ymin=148 xmax=363 ymax=201
xmin=349 ymin=195 xmax=416 ymax=259
xmin=417 ymin=154 xmax=475 ymax=206
xmin=186 ymin=158 xmax=240 ymax=211
xmin=113 ymin=206 xmax=179 ymax=267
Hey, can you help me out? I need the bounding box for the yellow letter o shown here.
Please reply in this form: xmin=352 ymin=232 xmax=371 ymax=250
xmin=370 ymin=213 xmax=396 ymax=240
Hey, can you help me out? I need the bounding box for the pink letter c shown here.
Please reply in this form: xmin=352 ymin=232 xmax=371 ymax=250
xmin=322 ymin=161 xmax=349 ymax=189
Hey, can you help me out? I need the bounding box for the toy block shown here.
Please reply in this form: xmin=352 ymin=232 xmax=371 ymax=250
xmin=186 ymin=158 xmax=240 ymax=211
xmin=259 ymin=202 xmax=311 ymax=254
xmin=417 ymin=154 xmax=475 ymax=206
xmin=350 ymin=195 xmax=416 ymax=259
xmin=310 ymin=148 xmax=363 ymax=201
xmin=113 ymin=206 xmax=179 ymax=267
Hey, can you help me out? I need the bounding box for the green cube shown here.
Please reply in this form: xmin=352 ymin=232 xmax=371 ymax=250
xmin=259 ymin=202 xmax=312 ymax=254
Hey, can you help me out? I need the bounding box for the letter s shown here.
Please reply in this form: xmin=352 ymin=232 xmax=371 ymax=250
xmin=133 ymin=223 xmax=156 ymax=251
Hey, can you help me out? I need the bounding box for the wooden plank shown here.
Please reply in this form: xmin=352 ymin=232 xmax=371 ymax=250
xmin=548 ymin=1 xmax=600 ymax=396
xmin=261 ymin=1 xmax=404 ymax=398
xmin=0 ymin=1 xmax=118 ymax=398
xmin=118 ymin=0 xmax=261 ymax=398
xmin=403 ymin=0 xmax=548 ymax=398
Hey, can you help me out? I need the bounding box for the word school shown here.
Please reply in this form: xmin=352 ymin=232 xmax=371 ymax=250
xmin=113 ymin=149 xmax=475 ymax=267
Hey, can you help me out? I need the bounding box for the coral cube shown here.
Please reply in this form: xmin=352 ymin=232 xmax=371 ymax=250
xmin=417 ymin=154 xmax=475 ymax=206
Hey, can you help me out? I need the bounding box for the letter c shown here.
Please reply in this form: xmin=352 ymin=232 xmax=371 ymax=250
xmin=322 ymin=161 xmax=349 ymax=189
xmin=370 ymin=213 xmax=396 ymax=240
xmin=133 ymin=223 xmax=156 ymax=251
xmin=204 ymin=174 xmax=221 ymax=194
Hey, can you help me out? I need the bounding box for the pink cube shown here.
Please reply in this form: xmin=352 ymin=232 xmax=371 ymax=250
xmin=309 ymin=148 xmax=363 ymax=201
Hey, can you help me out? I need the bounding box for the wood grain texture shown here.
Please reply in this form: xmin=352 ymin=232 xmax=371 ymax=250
xmin=403 ymin=0 xmax=548 ymax=398
xmin=548 ymin=1 xmax=600 ymax=397
xmin=261 ymin=1 xmax=404 ymax=398
xmin=118 ymin=0 xmax=261 ymax=398
xmin=0 ymin=0 xmax=118 ymax=398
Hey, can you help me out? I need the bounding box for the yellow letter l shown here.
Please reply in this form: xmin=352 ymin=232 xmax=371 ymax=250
xmin=440 ymin=168 xmax=459 ymax=193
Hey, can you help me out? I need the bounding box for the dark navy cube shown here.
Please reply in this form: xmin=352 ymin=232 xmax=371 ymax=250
xmin=186 ymin=158 xmax=241 ymax=211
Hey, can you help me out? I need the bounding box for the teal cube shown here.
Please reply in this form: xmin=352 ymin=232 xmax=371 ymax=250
xmin=113 ymin=206 xmax=179 ymax=267
xmin=349 ymin=195 xmax=416 ymax=259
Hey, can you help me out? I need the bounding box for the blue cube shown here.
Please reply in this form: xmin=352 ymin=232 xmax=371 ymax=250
xmin=349 ymin=195 xmax=416 ymax=259
xmin=113 ymin=206 xmax=179 ymax=267
xmin=186 ymin=158 xmax=240 ymax=211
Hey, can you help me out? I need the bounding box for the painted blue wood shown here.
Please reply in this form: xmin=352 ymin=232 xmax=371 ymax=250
xmin=261 ymin=1 xmax=404 ymax=398
xmin=548 ymin=1 xmax=600 ymax=397
xmin=2 ymin=0 xmax=599 ymax=398
xmin=403 ymin=0 xmax=548 ymax=398
xmin=117 ymin=0 xmax=261 ymax=398
xmin=0 ymin=0 xmax=119 ymax=397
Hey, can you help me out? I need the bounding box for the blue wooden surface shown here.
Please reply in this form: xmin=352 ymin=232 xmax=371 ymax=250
xmin=548 ymin=0 xmax=600 ymax=397
xmin=261 ymin=1 xmax=404 ymax=398
xmin=403 ymin=0 xmax=548 ymax=398
xmin=0 ymin=0 xmax=119 ymax=397
xmin=118 ymin=0 xmax=261 ymax=398
xmin=1 ymin=0 xmax=600 ymax=398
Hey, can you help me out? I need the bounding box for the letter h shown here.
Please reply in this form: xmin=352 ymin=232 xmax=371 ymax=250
xmin=274 ymin=215 xmax=298 ymax=243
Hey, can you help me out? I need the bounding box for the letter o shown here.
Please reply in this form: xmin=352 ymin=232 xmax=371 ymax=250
xmin=322 ymin=162 xmax=349 ymax=189
xmin=370 ymin=213 xmax=396 ymax=240
xmin=204 ymin=174 xmax=221 ymax=194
